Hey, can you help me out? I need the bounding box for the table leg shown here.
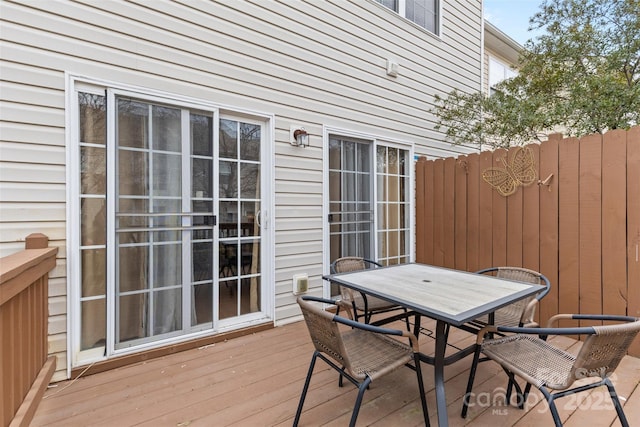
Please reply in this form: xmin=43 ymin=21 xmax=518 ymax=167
xmin=413 ymin=313 xmax=422 ymax=338
xmin=435 ymin=320 xmax=448 ymax=427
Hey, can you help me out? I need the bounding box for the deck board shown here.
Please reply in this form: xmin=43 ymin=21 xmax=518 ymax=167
xmin=32 ymin=319 xmax=640 ymax=426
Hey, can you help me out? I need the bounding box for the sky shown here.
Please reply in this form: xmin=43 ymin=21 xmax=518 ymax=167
xmin=483 ymin=0 xmax=545 ymax=45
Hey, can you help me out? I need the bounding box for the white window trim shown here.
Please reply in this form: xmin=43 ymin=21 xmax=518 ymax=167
xmin=372 ymin=0 xmax=443 ymax=38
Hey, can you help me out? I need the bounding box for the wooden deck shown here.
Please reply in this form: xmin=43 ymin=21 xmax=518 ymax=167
xmin=32 ymin=317 xmax=640 ymax=426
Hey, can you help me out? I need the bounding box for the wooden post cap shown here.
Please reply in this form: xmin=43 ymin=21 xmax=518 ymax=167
xmin=25 ymin=233 xmax=49 ymax=249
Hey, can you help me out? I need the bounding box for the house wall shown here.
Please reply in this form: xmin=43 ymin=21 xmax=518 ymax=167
xmin=483 ymin=49 xmax=516 ymax=94
xmin=0 ymin=0 xmax=481 ymax=380
xmin=482 ymin=21 xmax=521 ymax=94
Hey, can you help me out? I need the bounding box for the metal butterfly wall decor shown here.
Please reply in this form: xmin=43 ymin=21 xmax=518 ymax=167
xmin=482 ymin=146 xmax=538 ymax=196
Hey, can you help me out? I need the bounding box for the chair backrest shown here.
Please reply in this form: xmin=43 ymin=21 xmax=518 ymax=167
xmin=330 ymin=257 xmax=380 ymax=274
xmin=571 ymin=319 xmax=640 ymax=382
xmin=478 ymin=267 xmax=551 ymax=295
xmin=476 ymin=266 xmax=551 ymax=325
xmin=297 ymin=296 xmax=352 ymax=372
xmin=330 ymin=257 xmax=381 ymax=303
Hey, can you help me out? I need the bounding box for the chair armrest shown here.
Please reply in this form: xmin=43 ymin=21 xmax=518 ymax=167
xmin=477 ymin=314 xmax=640 ymax=345
xmin=363 ymin=258 xmax=382 ymax=268
xmin=546 ymin=313 xmax=638 ymax=327
xmin=300 ymin=295 xmax=419 ymax=352
xmin=477 ymin=322 xmax=595 ymax=342
xmin=333 ymin=312 xmax=404 ymax=336
xmin=476 ymin=325 xmax=500 ymax=344
xmin=300 ymin=295 xmax=340 ymax=305
xmin=535 ymin=274 xmax=551 ymax=300
xmin=301 ymin=295 xmax=404 ymax=335
xmin=334 ymin=315 xmax=420 ymax=350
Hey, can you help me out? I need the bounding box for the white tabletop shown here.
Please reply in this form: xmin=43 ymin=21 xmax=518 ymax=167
xmin=325 ymin=263 xmax=544 ymax=326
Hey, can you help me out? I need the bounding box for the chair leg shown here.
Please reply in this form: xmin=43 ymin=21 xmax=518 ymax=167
xmin=503 ymin=371 xmax=525 ymax=408
xmin=520 ymin=382 xmax=533 ymax=409
xmin=413 ymin=353 xmax=430 ymax=426
xmin=539 ymin=387 xmax=562 ymax=427
xmin=362 ymin=296 xmax=370 ymax=324
xmin=349 ymin=376 xmax=372 ymax=427
xmin=338 ymin=366 xmax=346 ymax=387
xmin=294 ymin=351 xmax=319 ymax=427
xmin=352 ymin=302 xmax=361 ymax=323
xmin=605 ymin=378 xmax=630 ymax=427
xmin=461 ymin=344 xmax=483 ymax=418
xmin=506 ymin=377 xmax=513 ymax=406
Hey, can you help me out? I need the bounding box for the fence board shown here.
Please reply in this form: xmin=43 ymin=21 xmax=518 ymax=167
xmin=539 ymin=136 xmax=559 ymax=325
xmin=466 ymin=154 xmax=480 ymax=272
xmin=454 ymin=156 xmax=468 ymax=271
xmin=478 ymin=151 xmax=493 ymax=269
xmin=579 ymin=133 xmax=603 ymax=326
xmin=491 ymin=149 xmax=508 ymax=267
xmin=415 ymin=158 xmax=427 ymax=263
xmin=507 ymin=176 xmax=523 ymax=267
xmin=522 ymin=143 xmax=540 ymax=273
xmin=444 ymin=157 xmax=456 ymax=268
xmin=423 ymin=159 xmax=435 ymax=264
xmin=601 ymin=130 xmax=628 ymax=317
xmin=433 ymin=159 xmax=445 ymax=266
xmin=558 ymin=137 xmax=580 ymax=327
xmin=627 ymin=127 xmax=640 ymax=355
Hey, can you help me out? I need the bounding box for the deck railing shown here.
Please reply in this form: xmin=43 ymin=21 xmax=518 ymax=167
xmin=1 ymin=234 xmax=57 ymax=427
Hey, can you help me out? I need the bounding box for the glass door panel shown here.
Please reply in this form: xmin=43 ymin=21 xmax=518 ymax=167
xmin=218 ymin=119 xmax=262 ymax=319
xmin=191 ymin=113 xmax=215 ymax=329
xmin=376 ymin=145 xmax=411 ymax=265
xmin=328 ymin=136 xmax=373 ymax=297
xmin=78 ymin=92 xmax=107 ymax=352
xmin=115 ymin=99 xmax=185 ymax=348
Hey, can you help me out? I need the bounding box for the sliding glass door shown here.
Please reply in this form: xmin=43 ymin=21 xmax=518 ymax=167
xmin=75 ymin=84 xmax=268 ymax=363
xmin=327 ymin=135 xmax=411 ymax=296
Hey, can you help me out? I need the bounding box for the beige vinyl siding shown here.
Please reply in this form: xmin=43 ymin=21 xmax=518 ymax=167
xmin=1 ymin=0 xmax=481 ymax=380
xmin=483 ymin=21 xmax=522 ymax=95
xmin=483 ymin=51 xmax=490 ymax=94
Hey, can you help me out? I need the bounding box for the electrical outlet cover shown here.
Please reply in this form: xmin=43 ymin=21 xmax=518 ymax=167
xmin=292 ymin=273 xmax=308 ymax=295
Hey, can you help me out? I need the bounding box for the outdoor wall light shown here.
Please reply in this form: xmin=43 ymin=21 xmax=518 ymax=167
xmin=290 ymin=125 xmax=310 ymax=147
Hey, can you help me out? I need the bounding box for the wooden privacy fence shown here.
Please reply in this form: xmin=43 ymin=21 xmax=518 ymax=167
xmin=1 ymin=234 xmax=57 ymax=427
xmin=415 ymin=127 xmax=640 ymax=356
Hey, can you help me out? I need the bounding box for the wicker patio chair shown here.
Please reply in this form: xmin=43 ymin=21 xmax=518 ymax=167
xmin=469 ymin=266 xmax=551 ymax=329
xmin=330 ymin=257 xmax=410 ymax=329
xmin=461 ymin=314 xmax=640 ymax=426
xmin=294 ymin=296 xmax=429 ymax=427
xmin=458 ymin=267 xmax=552 ymax=401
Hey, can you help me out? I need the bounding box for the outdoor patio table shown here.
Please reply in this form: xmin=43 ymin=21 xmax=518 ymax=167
xmin=323 ymin=262 xmax=545 ymax=427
